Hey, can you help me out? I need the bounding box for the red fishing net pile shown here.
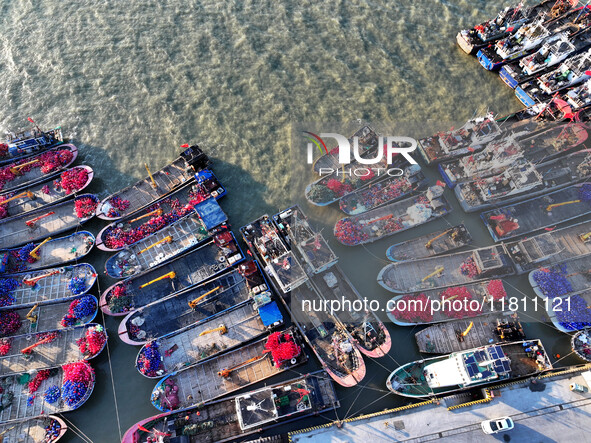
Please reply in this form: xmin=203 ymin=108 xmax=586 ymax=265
xmin=264 ymin=332 xmax=300 ymax=366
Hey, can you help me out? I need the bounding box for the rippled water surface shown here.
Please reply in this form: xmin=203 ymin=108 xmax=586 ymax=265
xmin=0 ymin=1 xmax=578 ymax=442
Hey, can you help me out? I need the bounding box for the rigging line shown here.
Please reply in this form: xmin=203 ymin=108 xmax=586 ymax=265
xmin=58 ymin=415 xmax=94 ymax=443
xmin=345 ymin=389 xmax=395 ymax=420
xmin=551 ymin=349 xmax=578 ymax=365
xmin=96 ymin=278 xmax=123 ymax=442
xmin=341 ymin=374 xmax=375 ymax=421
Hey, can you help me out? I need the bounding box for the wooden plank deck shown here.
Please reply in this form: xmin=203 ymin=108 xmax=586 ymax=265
xmin=154 ymin=335 xmax=298 ymax=411
xmin=386 ymin=224 xmax=472 ymax=261
xmin=415 ymin=312 xmax=518 ymax=353
xmin=4 ymin=264 xmax=96 ymax=307
xmin=508 ymin=219 xmax=591 ymax=273
xmin=0 ymin=324 xmax=103 ymax=376
xmin=154 ymin=302 xmax=268 ymax=374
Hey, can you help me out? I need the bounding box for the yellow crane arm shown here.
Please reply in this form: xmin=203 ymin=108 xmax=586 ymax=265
xmin=188 ymin=286 xmax=221 ymax=308
xmin=218 ymin=354 xmax=266 ymax=377
xmin=138 ymin=236 xmax=172 ymax=255
xmin=139 ymin=271 xmax=175 ymax=289
xmin=546 ymin=200 xmax=581 ymax=211
xmin=145 ymin=163 xmax=157 ymax=189
xmin=199 ymin=324 xmax=227 ymax=337
xmin=0 ymin=190 xmax=34 ymax=205
xmin=580 ymin=232 xmax=591 ymax=242
xmin=10 ymin=159 xmax=39 ymax=174
xmin=425 ymin=229 xmax=452 ymax=248
xmin=422 ymin=266 xmax=444 ymax=282
xmin=25 ymin=304 xmax=39 ymax=322
xmin=29 ymin=237 xmax=52 ymax=259
xmin=461 ymin=321 xmax=474 ymax=337
xmin=130 ymin=208 xmax=163 ymax=223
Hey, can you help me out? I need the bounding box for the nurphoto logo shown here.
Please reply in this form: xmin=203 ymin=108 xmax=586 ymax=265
xmin=304 ymin=130 xmax=418 ymax=177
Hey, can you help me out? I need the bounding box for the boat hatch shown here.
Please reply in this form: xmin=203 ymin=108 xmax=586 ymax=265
xmin=195 ymin=197 xmax=227 ymax=230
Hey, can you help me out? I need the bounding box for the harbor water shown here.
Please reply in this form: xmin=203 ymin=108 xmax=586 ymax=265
xmin=0 ymin=1 xmax=583 ymax=441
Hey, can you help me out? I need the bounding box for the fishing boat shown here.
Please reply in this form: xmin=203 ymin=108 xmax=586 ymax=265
xmin=150 ymin=328 xmax=306 ymax=412
xmin=282 ymin=282 xmax=367 ymax=387
xmin=506 ymin=219 xmax=591 ymax=273
xmin=96 ymin=176 xmax=224 ymax=252
xmin=482 ymin=183 xmax=591 ymax=242
xmin=440 ymin=124 xmax=588 ymax=187
xmin=0 ymin=165 xmax=94 ymax=221
xmin=500 ymin=25 xmax=591 ymax=88
xmin=529 ymin=253 xmax=591 ymax=299
xmin=0 ymin=144 xmax=78 ymax=194
xmin=338 ymin=165 xmax=427 ymax=215
xmin=456 ymin=0 xmax=570 ymax=55
xmin=104 ymin=200 xmax=226 ymax=278
xmin=240 ymin=215 xmax=308 ymax=294
xmin=516 ymin=48 xmax=591 ymax=106
xmin=0 ymin=323 xmax=106 ymax=376
xmin=572 ymin=328 xmax=591 ymax=361
xmin=0 ymin=194 xmax=98 ymax=250
xmin=564 ymin=78 xmax=591 ymax=109
xmin=273 ymin=205 xmax=338 ymax=274
xmin=100 ymin=231 xmax=244 ymax=316
xmin=1 ymin=122 xmax=63 ymax=165
xmin=0 ymin=231 xmax=95 ymax=274
xmin=95 ymin=145 xmax=210 ymax=220
xmin=454 ymin=150 xmax=591 ymax=212
xmin=386 ymin=340 xmax=552 ymax=398
xmin=311 ymin=125 xmax=379 ymax=173
xmin=272 ymin=206 xmax=391 ymax=357
xmin=0 ymin=264 xmax=97 ymax=307
xmin=0 ymin=361 xmax=95 ymax=422
xmin=386 ymin=224 xmax=472 ymax=262
xmin=476 ymin=7 xmax=591 ymax=71
xmin=135 ymin=299 xmax=281 ymax=377
xmin=334 ymin=186 xmax=451 ymax=246
xmin=306 ymin=146 xmax=404 ymax=207
xmin=308 ymin=266 xmax=391 ymax=358
xmin=2 ymin=295 xmax=98 ymax=337
xmin=119 ymin=260 xmax=272 ymax=346
xmin=416 ymin=313 xmax=525 ymax=354
xmin=122 ymin=371 xmax=339 ymax=443
xmin=378 ymin=245 xmax=514 ymax=294
xmin=0 ymin=415 xmax=68 ymax=442
xmin=386 ymin=280 xmax=509 ymax=326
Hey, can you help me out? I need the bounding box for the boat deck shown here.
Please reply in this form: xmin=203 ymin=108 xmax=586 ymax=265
xmin=547 ymin=288 xmax=591 ymax=332
xmin=0 ymin=166 xmax=93 ymax=220
xmin=2 ymin=231 xmax=95 ymax=274
xmin=378 ymin=246 xmax=513 ymax=293
xmin=124 ymin=269 xmax=248 ymax=340
xmin=0 ymin=323 xmax=104 ymax=376
xmin=0 ymin=194 xmax=95 ymax=249
xmin=99 ymin=156 xmax=194 ymax=217
xmin=309 ymin=266 xmax=389 ymax=355
xmin=274 ymin=206 xmax=338 ymax=273
xmin=386 ymin=224 xmax=472 ymax=261
xmin=0 ymin=416 xmax=65 ymax=443
xmin=312 ymin=125 xmax=379 ymax=173
xmin=152 ymin=330 xmax=304 ymax=411
xmin=0 ymin=363 xmax=94 ymax=421
xmin=482 ymin=185 xmax=591 ymax=241
xmin=1 ymin=145 xmax=77 ymax=194
xmin=10 ymin=295 xmax=97 ymax=337
xmin=507 ymin=219 xmax=591 ymax=273
xmin=106 ymin=214 xmax=210 ymax=278
xmin=415 ymin=313 xmax=523 ymax=353
xmin=1 ymin=264 xmax=96 ymax=307
xmin=106 ymin=236 xmax=242 ymax=313
xmin=146 ymin=302 xmax=268 ymax=376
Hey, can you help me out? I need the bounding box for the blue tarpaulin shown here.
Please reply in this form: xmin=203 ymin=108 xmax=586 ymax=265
xmin=195 ymin=169 xmax=214 ymax=183
xmin=194 ymin=198 xmax=227 ymax=230
xmin=258 ymin=301 xmax=283 ymax=327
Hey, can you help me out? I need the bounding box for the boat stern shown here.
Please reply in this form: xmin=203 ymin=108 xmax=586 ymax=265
xmin=456 ymin=31 xmax=475 ymax=55
xmin=477 ymin=49 xmax=501 ymax=71
xmin=515 ymin=86 xmax=536 ymax=108
xmin=499 ymin=65 xmax=520 ymax=89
